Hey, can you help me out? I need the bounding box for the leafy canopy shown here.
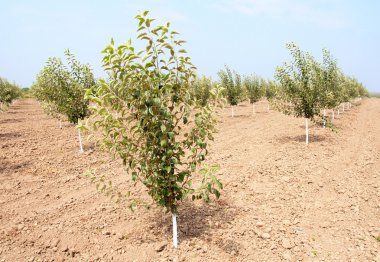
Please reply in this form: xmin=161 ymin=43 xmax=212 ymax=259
xmin=218 ymin=65 xmax=243 ymax=106
xmin=275 ymin=42 xmax=324 ymax=119
xmin=190 ymin=75 xmax=216 ymax=107
xmin=32 ymin=50 xmax=95 ymax=124
xmin=0 ymin=77 xmax=21 ymax=109
xmin=85 ymin=11 xmax=222 ymax=214
xmin=244 ymin=74 xmax=263 ymax=104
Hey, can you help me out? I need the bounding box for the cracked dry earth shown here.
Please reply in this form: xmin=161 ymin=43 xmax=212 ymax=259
xmin=0 ymin=98 xmax=379 ymax=262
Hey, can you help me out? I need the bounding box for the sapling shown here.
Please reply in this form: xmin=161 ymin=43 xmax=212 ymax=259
xmin=191 ymin=75 xmax=215 ymax=107
xmin=84 ymin=11 xmax=222 ymax=248
xmin=274 ymin=42 xmax=324 ymax=144
xmin=318 ymin=48 xmax=343 ymax=128
xmin=244 ymin=74 xmax=262 ymax=114
xmin=218 ymin=66 xmax=243 ymax=117
xmin=0 ymin=77 xmax=21 ymax=111
xmin=32 ymin=50 xmax=95 ymax=152
xmin=262 ymin=79 xmax=279 ymax=112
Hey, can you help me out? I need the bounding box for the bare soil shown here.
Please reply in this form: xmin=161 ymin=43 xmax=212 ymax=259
xmin=0 ymin=99 xmax=379 ymax=262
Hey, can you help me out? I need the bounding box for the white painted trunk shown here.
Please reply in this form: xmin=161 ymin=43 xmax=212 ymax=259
xmin=78 ymin=129 xmax=84 ymax=153
xmin=305 ymin=118 xmax=309 ymax=145
xmin=267 ymin=103 xmax=270 ymax=112
xmin=338 ymin=109 xmax=340 ymax=115
xmin=59 ymin=120 xmax=62 ymax=129
xmin=323 ymin=109 xmax=326 ymax=128
xmin=172 ymin=213 xmax=178 ymax=248
xmin=231 ymin=106 xmax=234 ymax=117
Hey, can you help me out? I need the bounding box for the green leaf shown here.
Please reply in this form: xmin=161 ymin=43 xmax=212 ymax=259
xmin=211 ymin=175 xmax=223 ymax=189
xmin=160 ymin=139 xmax=167 ymax=147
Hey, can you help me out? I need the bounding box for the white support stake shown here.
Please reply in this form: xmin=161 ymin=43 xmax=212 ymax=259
xmin=78 ymin=129 xmax=84 ymax=153
xmin=305 ymin=117 xmax=309 ymax=145
xmin=172 ymin=213 xmax=178 ymax=248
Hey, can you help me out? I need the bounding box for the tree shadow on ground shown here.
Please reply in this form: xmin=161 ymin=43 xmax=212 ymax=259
xmin=225 ymin=114 xmax=254 ymax=119
xmin=148 ymin=198 xmax=237 ymax=241
xmin=0 ymin=159 xmax=31 ymax=174
xmin=9 ymin=105 xmax=21 ymax=110
xmin=276 ymin=134 xmax=327 ymax=144
xmin=0 ymin=132 xmax=22 ymax=139
xmin=0 ymin=118 xmax=24 ymax=124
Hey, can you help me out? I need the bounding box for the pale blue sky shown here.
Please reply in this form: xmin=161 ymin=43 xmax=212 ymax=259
xmin=1 ymin=0 xmax=379 ymax=91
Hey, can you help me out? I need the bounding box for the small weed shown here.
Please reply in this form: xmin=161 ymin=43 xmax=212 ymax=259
xmin=376 ymin=236 xmax=380 ymax=242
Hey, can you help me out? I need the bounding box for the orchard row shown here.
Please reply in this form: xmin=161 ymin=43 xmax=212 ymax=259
xmin=5 ymin=10 xmax=369 ymax=248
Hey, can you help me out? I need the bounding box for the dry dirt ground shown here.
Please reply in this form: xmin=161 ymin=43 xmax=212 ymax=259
xmin=0 ymin=99 xmax=379 ymax=262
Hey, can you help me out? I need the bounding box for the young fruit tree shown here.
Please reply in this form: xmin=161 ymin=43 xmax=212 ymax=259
xmin=318 ymin=48 xmax=342 ymax=126
xmin=32 ymin=50 xmax=95 ymax=152
xmin=32 ymin=74 xmax=66 ymax=128
xmin=191 ymin=75 xmax=214 ymax=107
xmin=0 ymin=77 xmax=21 ymax=111
xmin=243 ymin=74 xmax=263 ymax=114
xmin=261 ymin=79 xmax=277 ymax=100
xmin=84 ymin=11 xmax=223 ymax=248
xmin=274 ymin=42 xmax=324 ymax=144
xmin=218 ymin=65 xmax=243 ymax=117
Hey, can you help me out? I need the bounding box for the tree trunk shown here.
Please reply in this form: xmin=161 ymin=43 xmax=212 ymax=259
xmin=332 ymin=110 xmax=335 ymax=123
xmin=78 ymin=129 xmax=84 ymax=153
xmin=323 ymin=109 xmax=326 ymax=128
xmin=305 ymin=117 xmax=309 ymax=145
xmin=59 ymin=119 xmax=62 ymax=129
xmin=231 ymin=106 xmax=234 ymax=117
xmin=252 ymin=103 xmax=255 ymax=114
xmin=172 ymin=213 xmax=178 ymax=248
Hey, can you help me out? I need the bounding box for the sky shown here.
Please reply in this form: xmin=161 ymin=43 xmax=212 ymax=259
xmin=1 ymin=0 xmax=379 ymax=92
